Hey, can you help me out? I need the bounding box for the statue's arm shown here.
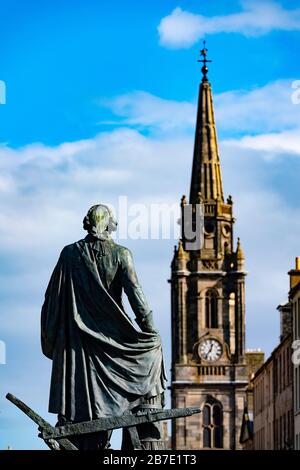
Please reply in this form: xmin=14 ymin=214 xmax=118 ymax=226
xmin=121 ymin=248 xmax=158 ymax=334
xmin=41 ymin=248 xmax=67 ymax=358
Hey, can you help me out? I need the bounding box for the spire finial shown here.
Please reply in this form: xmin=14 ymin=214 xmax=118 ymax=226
xmin=236 ymin=237 xmax=245 ymax=260
xmin=198 ymin=40 xmax=212 ymax=82
xmin=178 ymin=239 xmax=187 ymax=260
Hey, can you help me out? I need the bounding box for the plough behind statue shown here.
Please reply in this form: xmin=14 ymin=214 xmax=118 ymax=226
xmin=6 ymin=393 xmax=200 ymax=450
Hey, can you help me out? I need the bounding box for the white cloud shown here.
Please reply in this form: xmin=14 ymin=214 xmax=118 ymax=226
xmin=102 ymin=79 xmax=300 ymax=136
xmin=218 ymin=140 xmax=300 ymax=350
xmin=100 ymin=91 xmax=196 ymax=132
xmin=0 ymin=129 xmax=192 ymax=257
xmin=215 ymin=79 xmax=300 ymax=134
xmin=158 ymin=1 xmax=300 ymax=48
xmin=224 ymin=129 xmax=300 ymax=156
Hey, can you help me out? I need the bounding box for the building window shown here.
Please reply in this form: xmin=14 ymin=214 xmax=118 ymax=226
xmin=202 ymin=400 xmax=223 ymax=448
xmin=296 ymin=367 xmax=298 ymax=412
xmin=278 ymin=354 xmax=281 ymax=393
xmin=288 ymin=346 xmax=292 ymax=384
xmin=205 ymin=290 xmax=218 ymax=328
xmin=279 ymin=415 xmax=282 ymax=450
xmin=297 ymin=299 xmax=300 ymax=339
xmin=287 ymin=347 xmax=290 ymax=385
xmin=282 ymin=349 xmax=286 ymax=390
xmin=287 ymin=411 xmax=290 ymax=446
xmin=293 ymin=301 xmax=297 ymax=341
xmin=298 ymin=366 xmax=300 ymax=412
xmin=274 ymin=358 xmax=278 ymax=393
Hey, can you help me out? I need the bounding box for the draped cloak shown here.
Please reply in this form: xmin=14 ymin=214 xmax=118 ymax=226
xmin=41 ymin=236 xmax=167 ymax=422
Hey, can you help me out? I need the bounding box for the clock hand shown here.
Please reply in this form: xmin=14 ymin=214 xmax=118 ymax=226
xmin=204 ymin=344 xmax=213 ymax=359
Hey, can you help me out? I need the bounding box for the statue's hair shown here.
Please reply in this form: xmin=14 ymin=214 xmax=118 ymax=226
xmin=83 ymin=204 xmax=117 ymax=235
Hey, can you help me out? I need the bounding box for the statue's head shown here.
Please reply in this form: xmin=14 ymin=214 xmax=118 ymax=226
xmin=83 ymin=204 xmax=117 ymax=240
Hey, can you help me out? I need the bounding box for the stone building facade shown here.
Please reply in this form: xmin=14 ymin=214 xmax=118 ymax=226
xmin=288 ymin=258 xmax=300 ymax=449
xmin=170 ymin=50 xmax=253 ymax=450
xmin=239 ymin=350 xmax=265 ymax=450
xmin=252 ymin=292 xmax=293 ymax=449
xmin=252 ymin=335 xmax=293 ymax=449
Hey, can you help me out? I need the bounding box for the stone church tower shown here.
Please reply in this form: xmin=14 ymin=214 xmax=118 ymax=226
xmin=170 ymin=45 xmax=248 ymax=450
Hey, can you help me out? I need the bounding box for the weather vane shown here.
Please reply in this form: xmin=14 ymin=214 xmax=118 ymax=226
xmin=198 ymin=40 xmax=212 ymax=81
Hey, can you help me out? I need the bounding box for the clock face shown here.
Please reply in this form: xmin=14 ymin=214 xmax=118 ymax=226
xmin=199 ymin=339 xmax=222 ymax=362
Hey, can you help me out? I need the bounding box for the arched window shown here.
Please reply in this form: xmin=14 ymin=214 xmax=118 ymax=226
xmin=205 ymin=290 xmax=218 ymax=328
xmin=202 ymin=400 xmax=223 ymax=449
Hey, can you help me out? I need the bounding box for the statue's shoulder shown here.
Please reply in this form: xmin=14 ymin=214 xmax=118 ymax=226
xmin=59 ymin=238 xmax=133 ymax=264
xmin=113 ymin=242 xmax=131 ymax=253
xmin=59 ymin=241 xmax=81 ymax=260
xmin=112 ymin=242 xmax=133 ymax=264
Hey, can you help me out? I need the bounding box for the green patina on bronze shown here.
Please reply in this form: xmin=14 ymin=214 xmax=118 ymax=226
xmin=41 ymin=234 xmax=167 ymax=422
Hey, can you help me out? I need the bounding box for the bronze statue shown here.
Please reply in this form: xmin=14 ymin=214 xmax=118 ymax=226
xmin=41 ymin=204 xmax=167 ymax=449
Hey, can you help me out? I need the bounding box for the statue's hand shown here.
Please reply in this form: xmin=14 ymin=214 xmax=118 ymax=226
xmin=136 ymin=311 xmax=159 ymax=334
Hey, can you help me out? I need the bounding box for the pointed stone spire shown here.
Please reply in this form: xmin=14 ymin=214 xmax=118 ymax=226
xmin=236 ymin=237 xmax=245 ymax=270
xmin=189 ymin=43 xmax=224 ymax=204
xmin=178 ymin=239 xmax=186 ymax=259
xmin=172 ymin=240 xmax=188 ymax=270
xmin=236 ymin=237 xmax=244 ymax=259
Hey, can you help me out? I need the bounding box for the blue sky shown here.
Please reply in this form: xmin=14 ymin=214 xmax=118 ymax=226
xmin=1 ymin=0 xmax=300 ymax=449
